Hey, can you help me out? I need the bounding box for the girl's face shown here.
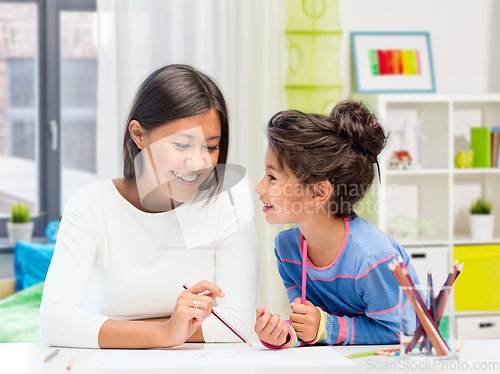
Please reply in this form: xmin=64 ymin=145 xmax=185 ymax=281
xmin=255 ymin=146 xmax=312 ymax=225
xmin=134 ymin=108 xmax=221 ymax=204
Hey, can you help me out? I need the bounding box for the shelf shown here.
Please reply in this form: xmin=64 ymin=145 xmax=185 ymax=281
xmin=371 ymin=93 xmax=500 ymax=103
xmin=385 ymin=169 xmax=449 ymax=176
xmin=0 ymin=237 xmax=48 ymax=253
xmin=453 ymin=168 xmax=500 ymax=174
xmin=384 ymin=169 xmax=500 ymax=176
xmin=456 ymin=311 xmax=500 ymax=317
xmin=453 ymin=234 xmax=500 ymax=245
xmin=398 ymin=239 xmax=450 ymax=247
xmin=355 ymin=93 xmax=500 ymax=331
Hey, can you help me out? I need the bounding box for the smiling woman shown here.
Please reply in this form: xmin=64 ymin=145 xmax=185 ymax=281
xmin=132 ymin=109 xmax=222 ymax=211
xmin=39 ymin=64 xmax=259 ymax=349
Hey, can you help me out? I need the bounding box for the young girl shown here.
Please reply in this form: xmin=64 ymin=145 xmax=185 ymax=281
xmin=254 ymin=101 xmax=420 ymax=348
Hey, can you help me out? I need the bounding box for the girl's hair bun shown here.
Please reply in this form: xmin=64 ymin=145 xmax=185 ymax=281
xmin=265 ymin=101 xmax=387 ymax=218
xmin=330 ymin=101 xmax=387 ymax=163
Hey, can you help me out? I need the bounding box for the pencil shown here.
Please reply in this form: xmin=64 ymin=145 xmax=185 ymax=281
xmin=182 ymin=284 xmax=252 ymax=347
xmin=301 ymin=239 xmax=308 ymax=305
xmin=396 ymin=263 xmax=448 ymax=356
xmin=348 ymin=348 xmax=400 ymax=358
xmin=387 ymin=351 xmax=401 ymax=356
xmin=390 ymin=263 xmax=449 ymax=356
xmin=43 ymin=349 xmax=59 ymax=362
xmin=376 ymin=350 xmax=401 ymax=356
xmin=405 ymin=261 xmax=462 ymax=353
xmin=67 ymin=357 xmax=73 ymax=371
xmin=421 ymin=266 xmax=437 ymax=354
xmin=347 ymin=349 xmax=380 ymax=358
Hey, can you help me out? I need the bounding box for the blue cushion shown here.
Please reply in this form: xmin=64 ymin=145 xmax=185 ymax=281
xmin=14 ymin=242 xmax=55 ymax=291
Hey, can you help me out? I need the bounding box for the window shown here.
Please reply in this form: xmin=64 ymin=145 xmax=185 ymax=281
xmin=0 ymin=3 xmax=38 ymax=218
xmin=0 ymin=0 xmax=97 ymax=237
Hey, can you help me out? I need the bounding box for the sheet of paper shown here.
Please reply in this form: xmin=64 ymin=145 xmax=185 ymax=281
xmin=90 ymin=345 xmax=354 ymax=370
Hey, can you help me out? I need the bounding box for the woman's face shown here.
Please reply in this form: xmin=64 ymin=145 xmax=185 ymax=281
xmin=135 ymin=107 xmax=221 ymax=205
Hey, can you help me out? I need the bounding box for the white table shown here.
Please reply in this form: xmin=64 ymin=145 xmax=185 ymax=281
xmin=1 ymin=341 xmax=499 ymax=374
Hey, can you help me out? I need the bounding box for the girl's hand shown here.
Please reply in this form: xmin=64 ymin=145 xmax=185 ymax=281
xmin=254 ymin=305 xmax=289 ymax=346
xmin=290 ymin=298 xmax=321 ymax=343
xmin=161 ymin=280 xmax=225 ymax=347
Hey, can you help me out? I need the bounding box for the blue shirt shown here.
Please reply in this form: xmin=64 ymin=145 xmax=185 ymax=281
xmin=274 ymin=215 xmax=420 ymax=346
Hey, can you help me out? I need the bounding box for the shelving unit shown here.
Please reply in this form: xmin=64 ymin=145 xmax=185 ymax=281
xmin=352 ymin=93 xmax=500 ymax=245
xmin=352 ymin=93 xmax=500 ymax=339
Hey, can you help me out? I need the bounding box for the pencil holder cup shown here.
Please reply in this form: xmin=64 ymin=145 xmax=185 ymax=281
xmin=399 ymin=285 xmax=456 ymax=359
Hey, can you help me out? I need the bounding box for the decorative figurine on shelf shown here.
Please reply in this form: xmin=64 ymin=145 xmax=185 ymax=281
xmin=454 ymin=150 xmax=474 ymax=168
xmin=388 ymin=150 xmax=413 ymax=170
xmin=390 ymin=112 xmax=426 ymax=170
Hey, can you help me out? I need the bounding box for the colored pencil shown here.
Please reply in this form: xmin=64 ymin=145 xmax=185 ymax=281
xmin=301 ymin=239 xmax=308 ymax=305
xmin=406 ymin=261 xmax=463 ymax=353
xmin=420 ymin=266 xmax=437 ymax=354
xmin=385 ymin=351 xmax=401 ymax=356
xmin=428 ymin=267 xmax=437 ymax=323
xmin=348 ymin=348 xmax=400 ymax=358
xmin=347 ymin=349 xmax=382 ymax=358
xmin=394 ymin=261 xmax=449 ymax=356
xmin=182 ymin=284 xmax=252 ymax=347
xmin=377 ymin=350 xmax=401 ymax=356
xmin=43 ymin=349 xmax=59 ymax=362
xmin=394 ymin=260 xmax=439 ymax=331
xmin=390 ymin=263 xmax=449 ymax=356
xmin=67 ymin=357 xmax=73 ymax=371
xmin=423 ymin=266 xmax=433 ymax=354
xmin=407 ymin=261 xmax=458 ymax=349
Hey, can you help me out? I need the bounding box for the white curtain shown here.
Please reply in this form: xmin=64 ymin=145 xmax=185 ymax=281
xmin=96 ymin=0 xmax=291 ymax=321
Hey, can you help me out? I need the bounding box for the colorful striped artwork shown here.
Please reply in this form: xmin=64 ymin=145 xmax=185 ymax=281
xmin=368 ymin=49 xmax=421 ymax=76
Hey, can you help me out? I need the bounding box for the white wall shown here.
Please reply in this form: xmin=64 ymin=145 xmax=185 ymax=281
xmin=339 ymin=0 xmax=500 ymax=96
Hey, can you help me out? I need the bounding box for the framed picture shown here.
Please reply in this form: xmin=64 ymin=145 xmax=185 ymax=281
xmin=351 ymin=32 xmax=435 ymax=93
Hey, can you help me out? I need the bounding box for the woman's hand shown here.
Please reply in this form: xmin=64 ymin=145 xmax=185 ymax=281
xmin=254 ymin=305 xmax=289 ymax=346
xmin=161 ymin=280 xmax=225 ymax=347
xmin=289 ymin=298 xmax=321 ymax=343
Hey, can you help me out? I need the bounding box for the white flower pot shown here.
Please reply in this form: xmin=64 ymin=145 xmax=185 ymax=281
xmin=469 ymin=214 xmax=495 ymax=240
xmin=6 ymin=221 xmax=34 ymax=247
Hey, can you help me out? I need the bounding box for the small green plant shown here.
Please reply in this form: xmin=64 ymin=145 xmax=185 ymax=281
xmin=9 ymin=202 xmax=31 ymax=223
xmin=469 ymin=198 xmax=492 ymax=215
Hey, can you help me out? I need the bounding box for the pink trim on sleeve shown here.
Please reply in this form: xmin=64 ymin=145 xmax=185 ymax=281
xmin=335 ymin=316 xmax=347 ymax=344
xmin=356 ymin=253 xmax=396 ymax=279
xmin=310 ymin=274 xmax=355 ymax=282
xmin=366 ymin=303 xmax=399 ymax=315
xmin=260 ymin=321 xmax=297 ymax=349
xmin=351 ymin=319 xmax=355 ymax=344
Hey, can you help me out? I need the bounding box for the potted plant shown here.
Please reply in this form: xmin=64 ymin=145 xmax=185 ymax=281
xmin=7 ymin=202 xmax=34 ymax=246
xmin=469 ymin=198 xmax=494 ymax=240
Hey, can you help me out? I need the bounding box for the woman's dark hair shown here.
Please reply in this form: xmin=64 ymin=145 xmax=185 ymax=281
xmin=123 ymin=64 xmax=229 ymax=197
xmin=266 ymin=101 xmax=388 ymax=218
